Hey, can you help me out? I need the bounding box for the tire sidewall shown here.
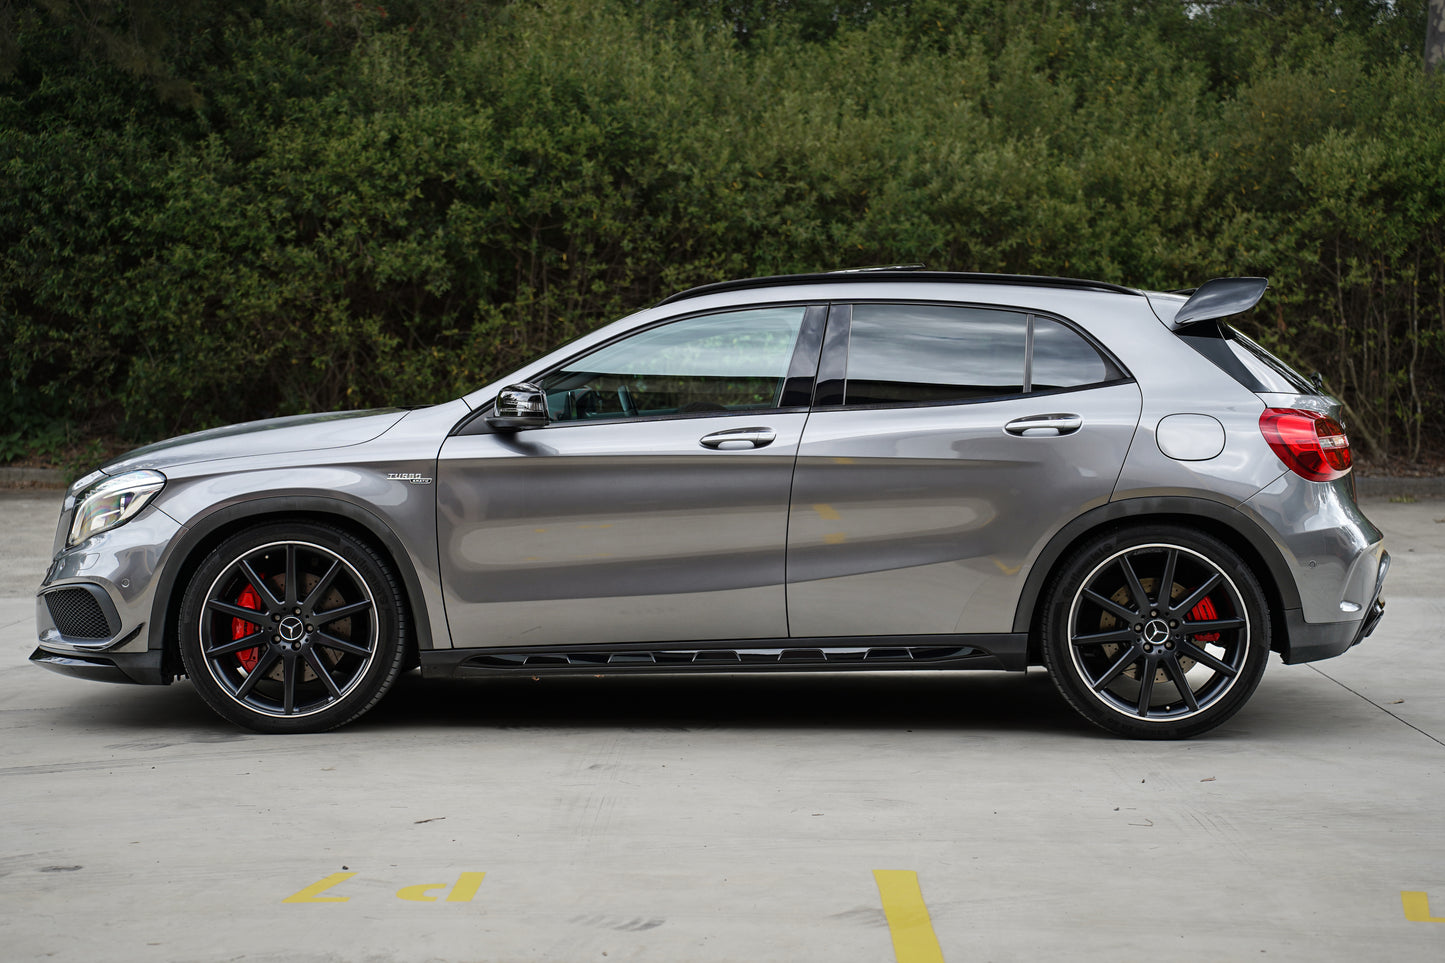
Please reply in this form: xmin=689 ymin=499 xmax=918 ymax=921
xmin=178 ymin=521 xmax=407 ymax=733
xmin=1041 ymin=525 xmax=1270 ymax=739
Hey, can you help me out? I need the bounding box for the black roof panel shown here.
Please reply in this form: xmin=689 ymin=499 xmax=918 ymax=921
xmin=657 ymin=271 xmax=1143 ymax=306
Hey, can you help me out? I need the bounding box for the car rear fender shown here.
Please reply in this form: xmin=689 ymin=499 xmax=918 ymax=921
xmin=1012 ymin=495 xmax=1302 ymax=650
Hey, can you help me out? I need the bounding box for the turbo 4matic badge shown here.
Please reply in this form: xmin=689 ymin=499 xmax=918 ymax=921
xmin=386 ymin=472 xmax=434 ymax=485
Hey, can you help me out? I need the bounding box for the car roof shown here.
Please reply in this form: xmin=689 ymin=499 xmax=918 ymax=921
xmin=656 ymin=270 xmax=1146 ymax=306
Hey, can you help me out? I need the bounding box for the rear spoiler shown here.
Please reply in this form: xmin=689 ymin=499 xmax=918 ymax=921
xmin=1170 ymin=277 xmax=1268 ymax=329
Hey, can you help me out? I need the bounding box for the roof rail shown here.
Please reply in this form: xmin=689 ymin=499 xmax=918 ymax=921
xmin=656 ymin=271 xmax=1143 ymax=306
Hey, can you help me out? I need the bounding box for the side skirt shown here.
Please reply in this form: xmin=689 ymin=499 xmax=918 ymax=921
xmin=420 ymin=634 xmax=1028 ymax=679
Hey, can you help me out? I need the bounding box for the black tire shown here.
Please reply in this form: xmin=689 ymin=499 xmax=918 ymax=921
xmin=1040 ymin=525 xmax=1270 ymax=739
xmin=178 ymin=522 xmax=408 ymax=733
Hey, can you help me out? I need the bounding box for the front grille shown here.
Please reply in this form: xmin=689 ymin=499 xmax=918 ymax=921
xmin=45 ymin=588 xmax=115 ymax=640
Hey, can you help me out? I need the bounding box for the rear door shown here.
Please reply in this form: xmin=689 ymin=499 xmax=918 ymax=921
xmin=786 ymin=301 xmax=1143 ymax=638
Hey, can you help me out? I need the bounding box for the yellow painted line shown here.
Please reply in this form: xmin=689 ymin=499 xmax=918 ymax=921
xmin=283 ymin=872 xmax=356 ymax=903
xmin=447 ymin=872 xmax=486 ymax=902
xmin=812 ymin=503 xmax=842 ymax=520
xmin=873 ymin=870 xmax=945 ymax=963
xmin=1402 ymin=891 xmax=1445 ymax=922
xmin=823 ymin=532 xmax=847 ymax=545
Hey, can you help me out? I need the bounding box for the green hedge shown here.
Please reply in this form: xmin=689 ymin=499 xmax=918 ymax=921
xmin=2 ymin=0 xmax=1442 ymax=462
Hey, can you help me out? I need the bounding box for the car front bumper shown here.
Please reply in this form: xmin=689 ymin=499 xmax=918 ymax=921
xmin=32 ymin=503 xmax=181 ymax=685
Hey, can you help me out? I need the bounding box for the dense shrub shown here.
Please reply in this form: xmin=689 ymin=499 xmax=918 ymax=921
xmin=1 ymin=0 xmax=1441 ymax=462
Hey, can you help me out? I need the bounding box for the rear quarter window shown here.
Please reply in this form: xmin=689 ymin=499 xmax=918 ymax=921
xmin=1178 ymin=323 xmax=1317 ymax=395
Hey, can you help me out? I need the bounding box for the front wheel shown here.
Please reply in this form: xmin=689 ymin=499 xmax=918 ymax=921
xmin=1040 ymin=526 xmax=1270 ymax=739
xmin=178 ymin=522 xmax=408 ymax=733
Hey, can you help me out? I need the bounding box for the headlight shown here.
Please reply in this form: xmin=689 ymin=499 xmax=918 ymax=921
xmin=67 ymin=470 xmax=167 ymax=547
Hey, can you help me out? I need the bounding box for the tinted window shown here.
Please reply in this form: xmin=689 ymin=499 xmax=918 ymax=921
xmin=845 ymin=305 xmax=1028 ymax=405
xmin=540 ymin=307 xmax=806 ymax=422
xmin=1030 ymin=317 xmax=1116 ymax=390
xmin=1226 ymin=326 xmax=1317 ymax=394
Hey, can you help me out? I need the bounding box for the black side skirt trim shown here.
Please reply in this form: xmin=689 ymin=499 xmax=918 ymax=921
xmin=420 ymin=634 xmax=1028 ymax=678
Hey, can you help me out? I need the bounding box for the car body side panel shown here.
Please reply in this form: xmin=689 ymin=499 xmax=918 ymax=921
xmin=1237 ymin=472 xmax=1385 ymax=624
xmin=36 ymin=503 xmax=182 ymax=656
xmin=1110 ymin=333 xmax=1386 ymax=629
xmin=436 ymin=413 xmax=808 ymax=646
xmin=1007 ymin=494 xmax=1308 ymax=636
xmin=44 ymin=402 xmax=468 ymax=660
xmin=786 ymin=382 xmax=1142 ymax=637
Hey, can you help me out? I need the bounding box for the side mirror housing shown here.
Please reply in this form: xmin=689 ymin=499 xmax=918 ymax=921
xmin=486 ymin=383 xmax=549 ymax=431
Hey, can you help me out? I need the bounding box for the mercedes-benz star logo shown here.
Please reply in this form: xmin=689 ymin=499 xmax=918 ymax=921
xmin=279 ymin=616 xmax=306 ymax=643
xmin=1143 ymin=619 xmax=1171 ymax=644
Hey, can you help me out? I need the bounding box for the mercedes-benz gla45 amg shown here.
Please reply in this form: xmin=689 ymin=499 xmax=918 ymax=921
xmin=32 ymin=271 xmax=1388 ymax=737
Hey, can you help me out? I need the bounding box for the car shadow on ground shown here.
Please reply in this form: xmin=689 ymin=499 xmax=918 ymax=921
xmin=360 ymin=668 xmax=1096 ymax=736
xmin=49 ymin=668 xmax=1107 ymax=738
xmin=49 ymin=664 xmax=1352 ymax=740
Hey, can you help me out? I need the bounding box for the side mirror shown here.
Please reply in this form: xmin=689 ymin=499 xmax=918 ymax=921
xmin=486 ymin=383 xmax=549 ymax=431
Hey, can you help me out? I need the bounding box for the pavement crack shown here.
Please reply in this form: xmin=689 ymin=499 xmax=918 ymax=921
xmin=1308 ymin=665 xmax=1445 ymax=749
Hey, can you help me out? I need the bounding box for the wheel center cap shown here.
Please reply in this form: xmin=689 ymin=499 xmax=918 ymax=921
xmin=278 ymin=616 xmax=306 ymax=643
xmin=1142 ymin=619 xmax=1171 ymax=645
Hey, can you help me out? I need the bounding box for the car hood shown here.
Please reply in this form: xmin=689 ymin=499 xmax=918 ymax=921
xmin=100 ymin=409 xmax=410 ymax=475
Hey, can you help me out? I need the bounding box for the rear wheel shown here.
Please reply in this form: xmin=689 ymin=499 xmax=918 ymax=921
xmin=1041 ymin=526 xmax=1269 ymax=739
xmin=178 ymin=522 xmax=408 ymax=733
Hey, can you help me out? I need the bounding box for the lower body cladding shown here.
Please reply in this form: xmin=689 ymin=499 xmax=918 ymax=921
xmin=418 ymin=635 xmax=1030 ymax=678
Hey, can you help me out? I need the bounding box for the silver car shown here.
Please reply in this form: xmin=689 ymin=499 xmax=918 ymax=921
xmin=31 ymin=270 xmax=1388 ymax=738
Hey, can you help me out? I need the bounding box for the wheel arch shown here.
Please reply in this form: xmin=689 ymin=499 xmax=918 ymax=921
xmin=1014 ymin=496 xmax=1300 ymax=662
xmin=149 ymin=496 xmax=433 ymax=678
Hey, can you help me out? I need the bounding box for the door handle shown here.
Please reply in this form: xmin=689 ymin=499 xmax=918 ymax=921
xmin=699 ymin=428 xmax=776 ymax=450
xmin=1004 ymin=414 xmax=1083 ymax=437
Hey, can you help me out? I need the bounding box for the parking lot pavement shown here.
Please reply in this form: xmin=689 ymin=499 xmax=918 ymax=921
xmin=2 ymin=493 xmax=1443 ymax=963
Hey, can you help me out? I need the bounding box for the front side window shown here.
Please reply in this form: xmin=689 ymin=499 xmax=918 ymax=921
xmin=540 ymin=306 xmax=807 ymax=422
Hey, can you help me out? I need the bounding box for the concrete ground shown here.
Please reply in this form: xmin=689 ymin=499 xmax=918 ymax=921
xmin=1 ymin=492 xmax=1442 ymax=962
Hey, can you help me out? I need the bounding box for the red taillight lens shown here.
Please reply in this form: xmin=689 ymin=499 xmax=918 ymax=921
xmin=1259 ymin=408 xmax=1352 ymax=482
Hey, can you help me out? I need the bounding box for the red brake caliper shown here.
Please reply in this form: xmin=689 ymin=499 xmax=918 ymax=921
xmin=1189 ymin=596 xmax=1220 ymax=644
xmin=232 ymin=584 xmax=262 ymax=671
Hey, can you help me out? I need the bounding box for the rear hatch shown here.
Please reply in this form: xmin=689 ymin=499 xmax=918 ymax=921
xmin=1147 ymin=283 xmax=1356 ymax=498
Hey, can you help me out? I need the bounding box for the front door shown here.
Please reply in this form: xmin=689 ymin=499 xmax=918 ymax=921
xmin=437 ymin=304 xmax=822 ymax=647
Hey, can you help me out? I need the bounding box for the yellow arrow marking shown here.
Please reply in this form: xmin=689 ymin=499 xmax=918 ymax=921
xmin=874 ymin=870 xmax=945 ymax=963
xmin=1402 ymin=891 xmax=1445 ymax=922
xmin=283 ymin=872 xmax=356 ymax=904
xmin=446 ymin=872 xmax=486 ymax=902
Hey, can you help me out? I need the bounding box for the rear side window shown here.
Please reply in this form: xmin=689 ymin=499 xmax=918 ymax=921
xmin=1031 ymin=317 xmax=1115 ymax=390
xmin=845 ymin=304 xmax=1026 ymax=404
xmin=1225 ymin=327 xmax=1316 ymax=393
xmin=842 ymin=304 xmax=1122 ymax=406
xmin=1178 ymin=323 xmax=1317 ymax=395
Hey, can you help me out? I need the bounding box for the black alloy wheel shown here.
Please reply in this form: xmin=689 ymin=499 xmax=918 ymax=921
xmin=178 ymin=522 xmax=408 ymax=733
xmin=1041 ymin=525 xmax=1269 ymax=739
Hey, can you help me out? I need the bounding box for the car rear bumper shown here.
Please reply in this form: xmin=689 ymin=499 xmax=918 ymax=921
xmin=1279 ymin=550 xmax=1389 ymax=665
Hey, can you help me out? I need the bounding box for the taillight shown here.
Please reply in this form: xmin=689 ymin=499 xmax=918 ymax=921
xmin=1259 ymin=408 xmax=1352 ymax=481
